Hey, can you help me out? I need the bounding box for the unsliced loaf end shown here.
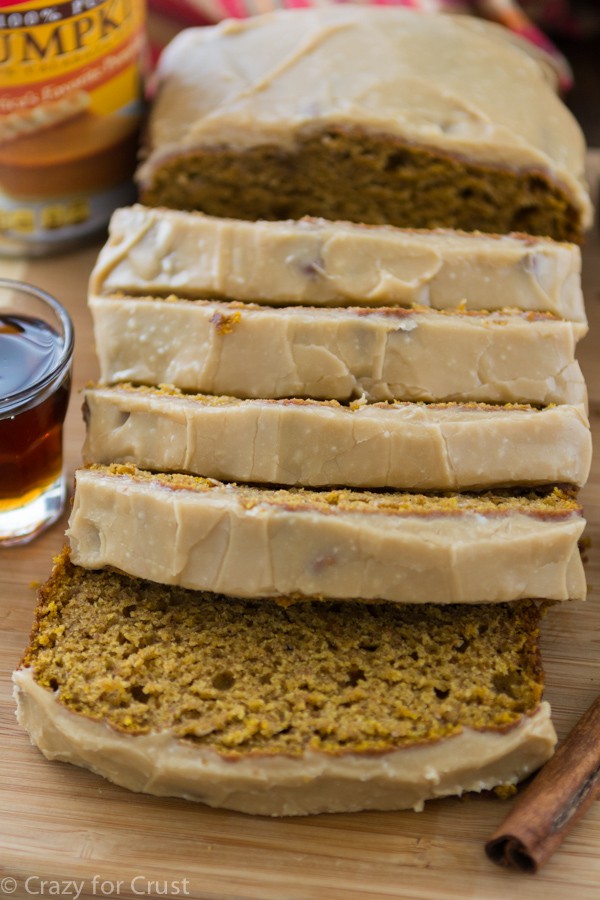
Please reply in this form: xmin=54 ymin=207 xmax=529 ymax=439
xmin=140 ymin=130 xmax=584 ymax=243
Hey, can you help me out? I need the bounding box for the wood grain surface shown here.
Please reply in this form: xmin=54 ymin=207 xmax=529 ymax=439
xmin=1 ymin=158 xmax=599 ymax=900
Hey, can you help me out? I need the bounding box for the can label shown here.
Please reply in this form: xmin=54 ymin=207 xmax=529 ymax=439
xmin=0 ymin=0 xmax=146 ymax=254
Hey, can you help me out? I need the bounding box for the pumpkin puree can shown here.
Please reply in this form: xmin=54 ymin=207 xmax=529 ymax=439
xmin=0 ymin=0 xmax=146 ymax=255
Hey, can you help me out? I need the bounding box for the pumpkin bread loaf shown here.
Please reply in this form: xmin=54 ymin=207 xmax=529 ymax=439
xmin=14 ymin=9 xmax=592 ymax=818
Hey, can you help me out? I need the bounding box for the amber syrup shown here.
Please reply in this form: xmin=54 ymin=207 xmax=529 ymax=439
xmin=0 ymin=313 xmax=70 ymax=510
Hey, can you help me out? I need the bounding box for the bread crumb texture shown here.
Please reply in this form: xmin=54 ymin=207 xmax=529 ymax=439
xmin=92 ymin=463 xmax=581 ymax=519
xmin=141 ymin=130 xmax=582 ymax=243
xmin=21 ymin=551 xmax=548 ymax=759
xmin=97 ymin=382 xmax=555 ymax=414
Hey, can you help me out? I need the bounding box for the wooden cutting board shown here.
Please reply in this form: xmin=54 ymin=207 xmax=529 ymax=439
xmin=2 ymin=158 xmax=600 ymax=900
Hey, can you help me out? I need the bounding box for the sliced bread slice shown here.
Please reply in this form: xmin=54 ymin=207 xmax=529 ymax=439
xmin=83 ymin=384 xmax=592 ymax=491
xmin=89 ymin=296 xmax=587 ymax=406
xmin=67 ymin=465 xmax=586 ymax=604
xmin=90 ymin=206 xmax=586 ymax=322
xmin=14 ymin=550 xmax=556 ymax=816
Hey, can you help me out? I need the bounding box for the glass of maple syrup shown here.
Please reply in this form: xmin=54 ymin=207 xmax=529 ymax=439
xmin=0 ymin=278 xmax=74 ymax=545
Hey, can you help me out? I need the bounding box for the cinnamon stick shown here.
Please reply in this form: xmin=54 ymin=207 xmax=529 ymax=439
xmin=486 ymin=695 xmax=600 ymax=874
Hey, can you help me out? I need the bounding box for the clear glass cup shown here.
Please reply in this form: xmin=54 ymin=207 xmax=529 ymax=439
xmin=0 ymin=278 xmax=74 ymax=545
